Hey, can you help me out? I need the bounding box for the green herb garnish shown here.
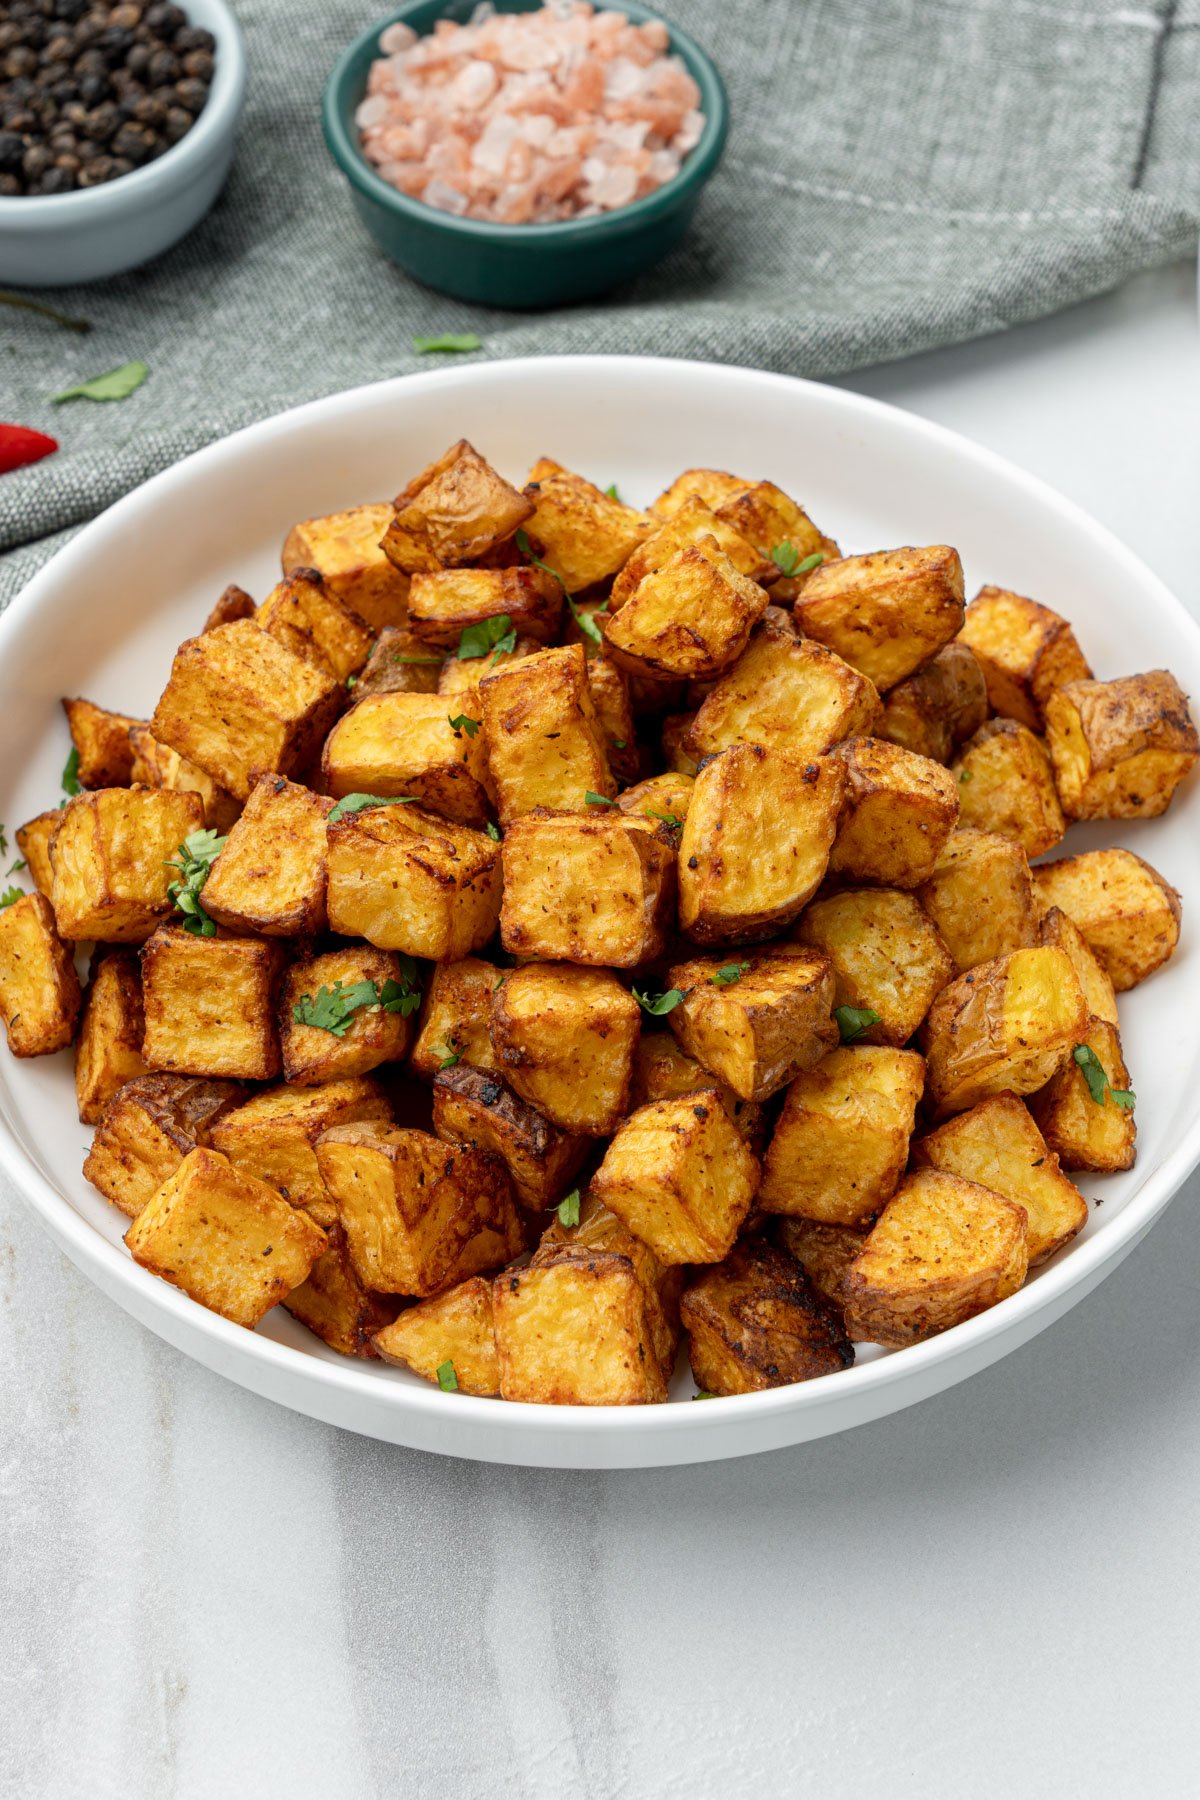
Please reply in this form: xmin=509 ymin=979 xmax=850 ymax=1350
xmin=327 ymin=793 xmax=417 ymax=824
xmin=61 ymin=747 xmax=81 ymax=797
xmin=293 ymin=966 xmax=421 ymax=1036
xmin=436 ymin=1360 xmax=459 ymax=1391
xmin=514 ymin=528 xmax=605 ymax=646
xmin=54 ymin=359 xmax=147 ymax=404
xmin=413 ymin=334 xmax=482 ymax=355
xmin=484 ymin=821 xmax=501 ymax=841
xmin=771 ymin=543 xmax=823 ymax=578
xmin=633 ymin=984 xmax=684 ymax=1016
xmin=585 ymin=791 xmax=616 ymax=807
xmin=692 ymin=1390 xmax=716 ymax=1401
xmin=834 ymin=1004 xmax=881 ymax=1043
xmin=392 ymin=653 xmax=444 ymax=665
xmin=555 ymin=1188 xmax=581 ymax=1228
xmin=165 ymin=828 xmax=226 ymax=937
xmin=1073 ymin=1043 xmax=1136 ymax=1110
xmin=7 ymin=858 xmax=25 ymax=875
xmin=711 ymin=962 xmax=750 ymax=986
xmin=0 ymin=887 xmax=24 ymax=909
xmin=604 ymin=483 xmax=621 ymax=501
xmin=457 ymin=613 xmax=516 ymax=666
xmin=346 ymin=673 xmax=358 ymax=689
xmin=958 ymin=769 xmax=973 ymax=784
xmin=645 ymin=808 xmax=682 ymax=829
xmin=0 ymin=826 xmax=7 ymax=858
xmin=434 ymin=1042 xmax=462 ymax=1070
xmin=447 ymin=713 xmax=481 ymax=738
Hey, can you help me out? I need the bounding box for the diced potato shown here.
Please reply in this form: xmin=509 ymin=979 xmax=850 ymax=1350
xmin=15 ymin=810 xmax=59 ymax=897
xmin=678 ymin=744 xmax=844 ymax=944
xmin=685 ymin=621 xmax=881 ymax=761
xmin=280 ymin=945 xmax=415 ymax=1085
xmin=381 ymin=439 xmax=534 ymax=573
xmin=920 ymin=945 xmax=1086 ymax=1116
xmin=83 ymin=1071 xmax=244 ymax=1217
xmin=141 ymin=924 xmax=286 ymax=1081
xmin=325 ymin=802 xmax=501 ymax=959
xmin=203 ymin=583 xmax=257 ymax=631
xmin=667 ymin=945 xmax=838 ymax=1102
xmin=958 ymin=585 xmax=1092 ymax=729
xmin=795 ymin=546 xmax=965 ymax=690
xmin=917 ymin=829 xmax=1038 ymax=974
xmin=410 ymin=956 xmax=500 ymax=1078
xmin=828 ymin=736 xmax=959 ymax=888
xmin=354 ymin=625 xmax=443 ymax=698
xmin=714 ymin=480 xmax=834 ymax=569
xmin=952 ymin=719 xmax=1065 ymax=858
xmin=0 ymin=891 xmax=82 ymax=1057
xmin=534 ymin=1188 xmax=683 ymax=1375
xmin=282 ymin=1223 xmax=400 ymax=1358
xmin=1031 ymin=848 xmax=1181 ymax=991
xmin=126 ymin=1146 xmax=326 ymax=1328
xmin=127 ymin=726 xmax=241 ymax=835
xmin=794 ymin=888 xmax=954 ymax=1048
xmin=478 ymin=643 xmax=614 ymax=823
xmin=51 ymin=787 xmax=204 ymax=944
xmin=210 ymin=1076 xmax=393 ymax=1227
xmin=604 ymin=538 xmax=768 ymax=680
xmin=616 ymin=771 xmax=694 ymax=830
xmin=841 ymin=1169 xmax=1028 ymax=1346
xmin=321 ymin=692 xmax=492 ymax=828
xmin=500 ymin=810 xmax=675 ymax=967
xmin=631 ymin=1033 xmax=765 ymax=1147
xmin=201 ymin=775 xmax=332 ymax=938
xmin=1044 ymin=671 xmax=1199 ymax=820
xmin=373 ymin=1276 xmax=499 ymax=1394
xmin=878 ymin=642 xmax=988 ymax=764
xmin=282 ymin=502 xmax=411 ymax=631
xmin=256 ymin=570 xmax=374 ymax=683
xmin=432 ymin=1064 xmax=589 ymax=1211
xmin=490 ymin=961 xmax=639 ymax=1135
xmin=911 ymin=1092 xmax=1088 ymax=1263
xmin=151 ymin=619 xmax=342 ymax=801
xmin=62 ymin=696 xmax=141 ymax=788
xmin=682 ymin=1241 xmax=854 ymax=1394
xmin=75 ymin=949 xmax=146 ymax=1124
xmin=1028 ymin=1017 xmax=1136 ymax=1174
xmin=651 ymin=467 xmax=752 ymax=518
xmin=758 ymin=1045 xmax=925 ymax=1226
xmin=1036 ymin=904 xmax=1119 ymax=1026
xmin=661 ymin=712 xmax=700 ymax=775
xmin=407 ymin=565 xmax=562 ymax=649
xmin=609 ymin=498 xmax=773 ymax=608
xmin=591 ymin=1090 xmax=760 ymax=1264
xmin=521 ymin=472 xmax=652 ymax=593
xmin=586 ymin=655 xmax=640 ymax=785
xmin=774 ymin=1216 xmax=866 ymax=1312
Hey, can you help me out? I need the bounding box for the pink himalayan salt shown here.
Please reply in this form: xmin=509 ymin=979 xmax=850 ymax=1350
xmin=356 ymin=1 xmax=705 ymax=224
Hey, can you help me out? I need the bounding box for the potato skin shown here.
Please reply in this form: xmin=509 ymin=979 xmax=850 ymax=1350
xmin=951 ymin=718 xmax=1065 ymax=859
xmin=1031 ymin=848 xmax=1182 ymax=992
xmin=431 ymin=1063 xmax=589 ymax=1212
xmin=1044 ymin=671 xmax=1199 ymax=820
xmin=682 ymin=1241 xmax=854 ymax=1394
xmin=920 ymin=944 xmax=1086 ymax=1117
xmin=827 ymin=736 xmax=959 ymax=889
xmin=408 ymin=565 xmax=562 ymax=649
xmin=381 ymin=439 xmax=534 ymax=573
xmin=0 ymin=891 xmax=82 ymax=1057
xmin=83 ymin=1071 xmax=245 ymax=1218
xmin=75 ymin=948 xmax=146 ymax=1123
xmin=958 ymin=584 xmax=1091 ymax=730
xmin=794 ymin=544 xmax=965 ymax=691
xmin=773 ymin=1216 xmax=866 ymax=1312
xmin=203 ymin=583 xmax=257 ymax=632
xmin=878 ymin=642 xmax=988 ymax=764
xmin=668 ymin=945 xmax=839 ymax=1103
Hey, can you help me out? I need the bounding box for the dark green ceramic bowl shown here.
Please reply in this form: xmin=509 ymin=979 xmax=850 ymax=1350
xmin=322 ymin=0 xmax=728 ymax=308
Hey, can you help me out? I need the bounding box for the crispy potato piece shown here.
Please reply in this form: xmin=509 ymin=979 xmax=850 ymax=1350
xmin=685 ymin=622 xmax=881 ymax=761
xmin=210 ymin=1076 xmax=393 ymax=1227
xmin=668 ymin=945 xmax=838 ymax=1103
xmin=877 ymin=642 xmax=988 ymax=764
xmin=604 ymin=538 xmax=768 ymax=680
xmin=438 ymin=634 xmax=541 ymax=696
xmin=127 ymin=726 xmax=241 ymax=835
xmin=51 ymin=787 xmax=204 ymax=944
xmin=126 ymin=1146 xmax=326 ymax=1328
xmin=15 ymin=810 xmax=59 ymax=897
xmin=1037 ymin=905 xmax=1119 ymax=1026
xmin=500 ymin=810 xmax=675 ymax=967
xmin=381 ymin=439 xmax=534 ymax=573
xmin=282 ymin=502 xmax=410 ymax=631
xmin=842 ymin=1169 xmax=1028 ymax=1346
xmin=952 ymin=719 xmax=1065 ymax=858
xmin=1031 ymin=848 xmax=1181 ymax=991
xmin=321 ymin=691 xmax=492 ymax=827
xmin=75 ymin=949 xmax=146 ymax=1124
xmin=280 ymin=945 xmax=415 ymax=1085
xmin=535 ymin=1188 xmax=683 ymax=1374
xmin=83 ymin=1071 xmax=244 ymax=1217
xmin=1044 ymin=671 xmax=1199 ymax=820
xmin=714 ymin=480 xmax=833 ymax=568
xmin=521 ymin=472 xmax=652 ymax=593
xmin=661 ymin=712 xmax=700 ymax=775
xmin=917 ymin=829 xmax=1038 ymax=974
xmin=410 ymin=956 xmax=500 ymax=1078
xmin=828 ymin=737 xmax=959 ymax=888
xmin=651 ymin=467 xmax=755 ymax=518
xmin=958 ymin=585 xmax=1092 ymax=729
xmin=586 ymin=655 xmax=640 ymax=784
xmin=795 ymin=888 xmax=954 ymax=1048
xmin=678 ymin=744 xmax=843 ymax=945
xmin=152 ymin=619 xmax=343 ymax=801
xmin=256 ymin=570 xmax=374 ymax=683
xmin=631 ymin=1033 xmax=765 ymax=1147
xmin=774 ymin=1217 xmax=866 ymax=1312
xmin=609 ymin=498 xmax=773 ymax=608
xmin=432 ymin=1064 xmax=589 ymax=1212
xmin=373 ymin=1275 xmax=499 ymax=1394
xmin=591 ymin=1090 xmax=760 ymax=1264
xmin=0 ymin=891 xmax=82 ymax=1057
xmin=921 ymin=945 xmax=1086 ymax=1116
xmin=354 ymin=625 xmax=444 ymax=698
xmin=479 ymin=643 xmax=615 ymax=823
xmin=141 ymin=924 xmax=286 ymax=1081
xmin=758 ymin=1046 xmax=925 ymax=1226
xmin=201 ymin=776 xmax=332 ymax=938
xmin=282 ymin=1223 xmax=400 ymax=1357
xmin=203 ymin=583 xmax=257 ymax=631
xmin=616 ymin=771 xmax=694 ymax=830
xmin=407 ymin=565 xmax=562 ymax=649
xmin=1028 ymin=1018 xmax=1136 ymax=1174
xmin=62 ymin=696 xmax=141 ymax=788
xmin=490 ymin=961 xmax=639 ymax=1136
xmin=682 ymin=1241 xmax=854 ymax=1394
xmin=795 ymin=546 xmax=965 ymax=691
xmin=325 ymin=802 xmax=501 ymax=959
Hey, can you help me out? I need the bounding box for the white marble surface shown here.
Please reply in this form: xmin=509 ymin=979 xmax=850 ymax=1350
xmin=3 ymin=260 xmax=1200 ymax=1800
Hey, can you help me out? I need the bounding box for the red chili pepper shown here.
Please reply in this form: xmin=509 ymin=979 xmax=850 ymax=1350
xmin=0 ymin=423 xmax=58 ymax=475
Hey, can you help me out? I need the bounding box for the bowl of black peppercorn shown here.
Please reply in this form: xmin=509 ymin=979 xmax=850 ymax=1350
xmin=0 ymin=0 xmax=247 ymax=286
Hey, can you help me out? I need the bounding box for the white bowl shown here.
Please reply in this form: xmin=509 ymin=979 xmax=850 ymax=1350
xmin=0 ymin=0 xmax=247 ymax=287
xmin=2 ymin=355 xmax=1198 ymax=1469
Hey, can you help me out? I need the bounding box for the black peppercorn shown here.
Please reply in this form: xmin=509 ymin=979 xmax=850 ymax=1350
xmin=110 ymin=116 xmax=152 ymax=160
xmin=77 ymin=69 xmax=109 ymax=102
xmin=0 ymin=171 xmax=21 ymax=194
xmin=0 ymin=129 xmax=25 ymax=169
xmin=174 ymin=75 xmax=206 ymax=112
xmin=180 ymin=47 xmax=209 ymax=80
xmin=38 ymin=162 xmax=76 ymax=190
xmin=162 ymin=101 xmax=189 ymax=140
xmin=82 ymin=99 xmax=118 ymax=138
xmin=22 ymin=140 xmax=53 ymax=176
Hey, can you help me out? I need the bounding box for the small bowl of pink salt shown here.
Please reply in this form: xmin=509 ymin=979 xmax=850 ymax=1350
xmin=322 ymin=0 xmax=727 ymax=307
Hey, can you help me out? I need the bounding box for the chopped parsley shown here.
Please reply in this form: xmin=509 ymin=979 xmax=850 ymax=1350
xmin=0 ymin=825 xmax=6 ymax=857
xmin=633 ymin=984 xmax=684 ymax=1016
xmin=958 ymin=768 xmax=973 ymax=784
xmin=346 ymin=673 xmax=358 ymax=689
xmin=413 ymin=334 xmax=482 ymax=354
xmin=484 ymin=822 xmax=502 ymax=841
xmin=554 ymin=1188 xmax=581 ymax=1228
xmin=447 ymin=713 xmax=481 ymax=738
xmin=834 ymin=1004 xmax=881 ymax=1043
xmin=604 ymin=483 xmax=621 ymax=501
xmin=434 ymin=1042 xmax=462 ymax=1070
xmin=585 ymin=791 xmax=616 ymax=807
xmin=436 ymin=1360 xmax=459 ymax=1391
xmin=771 ymin=543 xmax=823 ymax=579
xmin=327 ymin=793 xmax=417 ymax=824
xmin=61 ymin=746 xmax=81 ymax=797
xmin=645 ymin=808 xmax=682 ymax=829
xmin=1073 ymin=1043 xmax=1136 ymax=1109
xmin=692 ymin=1390 xmax=717 ymax=1401
xmin=165 ymin=828 xmax=226 ymax=937
xmin=392 ymin=653 xmax=443 ymax=665
xmin=293 ymin=966 xmax=422 ymax=1036
xmin=0 ymin=886 xmax=23 ymax=909
xmin=711 ymin=961 xmax=750 ymax=986
xmin=54 ymin=359 xmax=147 ymax=404
xmin=458 ymin=613 xmax=516 ymax=665
xmin=7 ymin=858 xmax=25 ymax=875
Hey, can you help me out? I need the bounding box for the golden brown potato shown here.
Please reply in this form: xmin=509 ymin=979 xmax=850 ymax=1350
xmin=0 ymin=891 xmax=82 ymax=1057
xmin=668 ymin=945 xmax=838 ymax=1102
xmin=479 ymin=643 xmax=615 ymax=823
xmin=203 ymin=583 xmax=257 ymax=632
xmin=585 ymin=654 xmax=640 ymax=785
xmin=916 ymin=829 xmax=1039 ymax=974
xmin=1031 ymin=848 xmax=1181 ymax=991
xmin=373 ymin=1276 xmax=499 ymax=1394
xmin=127 ymin=726 xmax=241 ymax=835
xmin=828 ymin=737 xmax=959 ymax=888
xmin=794 ymin=888 xmax=954 ymax=1048
xmin=126 ymin=1146 xmax=326 ymax=1328
xmin=651 ymin=466 xmax=752 ymax=518
xmin=714 ymin=479 xmax=834 ymax=570
xmin=952 ymin=719 xmax=1065 ymax=858
xmin=490 ymin=961 xmax=640 ymax=1136
xmin=1044 ymin=671 xmax=1199 ymax=820
xmin=201 ymin=776 xmax=332 ymax=939
xmin=794 ymin=545 xmax=965 ymax=690
xmin=682 ymin=1241 xmax=854 ymax=1394
xmin=685 ymin=621 xmax=881 ymax=761
xmin=381 ymin=439 xmax=534 ymax=573
xmin=500 ymin=810 xmax=675 ymax=967
xmin=62 ymin=696 xmax=141 ymax=788
xmin=591 ymin=1090 xmax=760 ymax=1265
xmin=773 ymin=1216 xmax=866 ymax=1312
xmin=321 ymin=692 xmax=492 ymax=828
xmin=841 ymin=1169 xmax=1028 ymax=1346
xmin=83 ymin=1071 xmax=244 ymax=1217
xmin=431 ymin=1064 xmax=589 ymax=1212
xmin=282 ymin=502 xmax=411 ymax=631
xmin=1028 ymin=1017 xmax=1136 ymax=1174
xmin=609 ymin=498 xmax=773 ymax=608
xmin=438 ymin=635 xmax=541 ymax=696
xmin=410 ymin=956 xmax=500 ymax=1079
xmin=911 ymin=1092 xmax=1088 ymax=1263
xmin=280 ymin=945 xmax=416 ymax=1085
xmin=256 ymin=569 xmax=375 ymax=683
xmin=603 ymin=538 xmax=768 ymax=681
xmin=661 ymin=712 xmax=700 ymax=775
xmin=75 ymin=949 xmax=146 ymax=1124
xmin=521 ymin=471 xmax=652 ymax=593
xmin=1036 ymin=904 xmax=1119 ymax=1026
xmin=210 ymin=1076 xmax=393 ymax=1227
xmin=534 ymin=1189 xmax=683 ymax=1374
xmin=326 ymin=802 xmax=501 ymax=959
xmin=631 ymin=1033 xmax=765 ymax=1148
xmin=678 ymin=744 xmax=844 ymax=945
xmin=958 ymin=584 xmax=1092 ymax=730
xmin=141 ymin=924 xmax=286 ymax=1081
xmin=15 ymin=810 xmax=59 ymax=897
xmin=877 ymin=641 xmax=988 ymax=764
xmin=758 ymin=1045 xmax=925 ymax=1226
xmin=407 ymin=565 xmax=562 ymax=649
xmin=282 ymin=1224 xmax=400 ymax=1358
xmin=616 ymin=771 xmax=694 ymax=831
xmin=920 ymin=944 xmax=1086 ymax=1116
xmin=353 ymin=624 xmax=444 ymax=698
xmin=51 ymin=787 xmax=205 ymax=944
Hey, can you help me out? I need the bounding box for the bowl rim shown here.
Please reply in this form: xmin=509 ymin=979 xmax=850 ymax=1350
xmin=321 ymin=0 xmax=729 ymax=241
xmin=0 ymin=0 xmax=248 ymax=225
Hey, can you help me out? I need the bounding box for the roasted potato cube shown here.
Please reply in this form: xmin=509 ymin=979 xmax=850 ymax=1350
xmin=373 ymin=1275 xmax=499 ymax=1394
xmin=920 ymin=945 xmax=1086 ymax=1116
xmin=282 ymin=1224 xmax=400 ymax=1358
xmin=500 ymin=810 xmax=675 ymax=967
xmin=631 ymin=1033 xmax=765 ymax=1147
xmin=609 ymin=498 xmax=773 ymax=608
xmin=616 ymin=771 xmax=694 ymax=831
xmin=407 ymin=565 xmax=562 ymax=649
xmin=758 ymin=1045 xmax=925 ymax=1226
xmin=51 ymin=787 xmax=204 ymax=944
xmin=125 ymin=1146 xmax=326 ymax=1328
xmin=410 ymin=956 xmax=500 ymax=1078
xmin=521 ymin=472 xmax=651 ymax=593
xmin=1031 ymin=848 xmax=1181 ymax=991
xmin=917 ymin=829 xmax=1038 ymax=974
xmin=280 ymin=945 xmax=415 ymax=1085
xmin=15 ymin=810 xmax=59 ymax=897
xmin=282 ymin=502 xmax=410 ymax=631
xmin=355 ymin=625 xmax=444 ymax=698
xmin=62 ymin=696 xmax=141 ymax=788
xmin=878 ymin=641 xmax=988 ymax=764
xmin=828 ymin=737 xmax=959 ymax=888
xmin=535 ymin=1188 xmax=683 ymax=1375
xmin=256 ymin=570 xmax=374 ymax=683
xmin=604 ymin=539 xmax=768 ymax=681
xmin=326 ymin=802 xmax=501 ymax=959
xmin=714 ymin=480 xmax=833 ymax=568
xmin=795 ymin=888 xmax=954 ymax=1048
xmin=141 ymin=924 xmax=286 ymax=1081
xmin=958 ymin=585 xmax=1092 ymax=729
xmin=490 ymin=962 xmax=639 ymax=1135
xmin=75 ymin=949 xmax=146 ymax=1123
xmin=1028 ymin=1018 xmax=1136 ymax=1174
xmin=151 ymin=619 xmax=342 ymax=801
xmin=591 ymin=1090 xmax=760 ymax=1264
xmin=774 ymin=1216 xmax=866 ymax=1312
xmin=685 ymin=622 xmax=881 ymax=761
xmin=1044 ymin=671 xmax=1199 ymax=820
xmin=682 ymin=1241 xmax=854 ymax=1394
xmin=795 ymin=546 xmax=965 ymax=690
xmin=127 ymin=726 xmax=241 ymax=835
xmin=678 ymin=744 xmax=843 ymax=944
xmin=203 ymin=583 xmax=257 ymax=631
xmin=952 ymin=719 xmax=1065 ymax=858
xmin=479 ymin=643 xmax=614 ymax=823
xmin=912 ymin=1093 xmax=1088 ymax=1262
xmin=201 ymin=775 xmax=332 ymax=938
xmin=83 ymin=1071 xmax=243 ymax=1217
xmin=432 ymin=1064 xmax=589 ymax=1212
xmin=210 ymin=1076 xmax=393 ymax=1227
xmin=668 ymin=945 xmax=838 ymax=1103
xmin=0 ymin=891 xmax=82 ymax=1057
xmin=586 ymin=655 xmax=640 ymax=784
xmin=1036 ymin=905 xmax=1119 ymax=1025
xmin=661 ymin=712 xmax=700 ymax=775
xmin=382 ymin=441 xmax=533 ymax=574
xmin=841 ymin=1169 xmax=1028 ymax=1346
xmin=321 ymin=692 xmax=491 ymax=828
xmin=651 ymin=467 xmax=755 ymax=518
